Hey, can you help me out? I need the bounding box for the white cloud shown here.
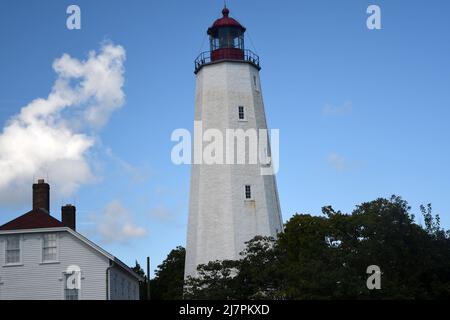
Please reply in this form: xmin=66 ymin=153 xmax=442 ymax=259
xmin=0 ymin=42 xmax=126 ymax=206
xmin=149 ymin=204 xmax=185 ymax=229
xmin=150 ymin=206 xmax=174 ymax=222
xmin=96 ymin=200 xmax=147 ymax=244
xmin=105 ymin=147 xmax=151 ymax=185
xmin=322 ymin=101 xmax=352 ymax=116
xmin=328 ymin=153 xmax=347 ymax=171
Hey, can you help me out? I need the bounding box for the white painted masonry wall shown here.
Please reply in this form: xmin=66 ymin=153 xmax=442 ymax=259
xmin=185 ymin=61 xmax=283 ymax=279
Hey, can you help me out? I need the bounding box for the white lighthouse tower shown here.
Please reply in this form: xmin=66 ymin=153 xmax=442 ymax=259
xmin=184 ymin=7 xmax=283 ymax=279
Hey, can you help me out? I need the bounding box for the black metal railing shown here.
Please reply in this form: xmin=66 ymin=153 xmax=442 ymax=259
xmin=194 ymin=49 xmax=260 ymax=73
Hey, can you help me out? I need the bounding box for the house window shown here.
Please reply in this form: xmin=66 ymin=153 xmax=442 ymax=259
xmin=245 ymin=185 xmax=252 ymax=199
xmin=238 ymin=106 xmax=245 ymax=120
xmin=42 ymin=233 xmax=57 ymax=262
xmin=6 ymin=236 xmax=20 ymax=264
xmin=64 ymin=273 xmax=80 ymax=300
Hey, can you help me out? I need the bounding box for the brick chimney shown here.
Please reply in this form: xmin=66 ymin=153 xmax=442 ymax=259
xmin=61 ymin=204 xmax=76 ymax=231
xmin=33 ymin=179 xmax=50 ymax=213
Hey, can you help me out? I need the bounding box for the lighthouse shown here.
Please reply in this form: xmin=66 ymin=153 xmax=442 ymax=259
xmin=184 ymin=7 xmax=283 ymax=279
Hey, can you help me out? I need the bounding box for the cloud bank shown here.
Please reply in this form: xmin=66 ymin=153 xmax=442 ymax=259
xmin=0 ymin=43 xmax=126 ymax=206
xmin=96 ymin=200 xmax=147 ymax=244
xmin=150 ymin=206 xmax=174 ymax=222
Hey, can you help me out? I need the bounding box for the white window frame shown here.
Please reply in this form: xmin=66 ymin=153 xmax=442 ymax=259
xmin=41 ymin=233 xmax=59 ymax=263
xmin=63 ymin=271 xmax=81 ymax=300
xmin=4 ymin=235 xmax=22 ymax=266
xmin=238 ymin=105 xmax=247 ymax=122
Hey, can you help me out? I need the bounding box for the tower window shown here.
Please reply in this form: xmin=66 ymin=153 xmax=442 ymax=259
xmin=238 ymin=106 xmax=245 ymax=120
xmin=245 ymin=185 xmax=252 ymax=199
xmin=253 ymin=76 xmax=259 ymax=92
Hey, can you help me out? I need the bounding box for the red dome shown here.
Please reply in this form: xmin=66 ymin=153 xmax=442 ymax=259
xmin=207 ymin=8 xmax=246 ymax=36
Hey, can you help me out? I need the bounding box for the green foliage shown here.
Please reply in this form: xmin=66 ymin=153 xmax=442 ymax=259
xmin=185 ymin=259 xmax=239 ymax=299
xmin=184 ymin=236 xmax=283 ymax=299
xmin=150 ymin=246 xmax=186 ymax=300
xmin=131 ymin=260 xmax=148 ymax=300
xmin=131 ymin=260 xmax=146 ymax=277
xmin=184 ymin=196 xmax=450 ymax=300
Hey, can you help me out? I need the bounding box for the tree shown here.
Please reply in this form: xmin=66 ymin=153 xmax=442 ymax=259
xmin=184 ymin=236 xmax=282 ymax=299
xmin=150 ymin=246 xmax=186 ymax=300
xmin=131 ymin=260 xmax=148 ymax=300
xmin=184 ymin=196 xmax=450 ymax=299
xmin=234 ymin=236 xmax=284 ymax=299
xmin=131 ymin=260 xmax=146 ymax=277
xmin=184 ymin=259 xmax=239 ymax=299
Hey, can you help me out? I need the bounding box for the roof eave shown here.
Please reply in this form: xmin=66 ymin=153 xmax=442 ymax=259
xmin=0 ymin=226 xmax=69 ymax=235
xmin=0 ymin=226 xmax=143 ymax=281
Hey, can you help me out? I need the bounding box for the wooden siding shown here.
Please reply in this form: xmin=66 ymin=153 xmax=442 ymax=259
xmin=0 ymin=231 xmax=111 ymax=300
xmin=109 ymin=265 xmax=140 ymax=300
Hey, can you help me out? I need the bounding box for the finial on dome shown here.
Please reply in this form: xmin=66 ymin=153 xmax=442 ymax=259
xmin=222 ymin=7 xmax=230 ymax=17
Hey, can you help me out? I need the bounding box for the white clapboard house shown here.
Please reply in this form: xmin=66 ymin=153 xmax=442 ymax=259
xmin=0 ymin=180 xmax=143 ymax=300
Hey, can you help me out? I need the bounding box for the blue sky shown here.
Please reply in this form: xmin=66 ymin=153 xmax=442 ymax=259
xmin=0 ymin=0 xmax=449 ymax=274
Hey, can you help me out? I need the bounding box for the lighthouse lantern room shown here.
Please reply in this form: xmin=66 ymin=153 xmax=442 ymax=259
xmin=195 ymin=7 xmax=260 ymax=73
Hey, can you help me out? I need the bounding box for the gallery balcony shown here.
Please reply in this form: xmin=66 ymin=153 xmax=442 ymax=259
xmin=194 ymin=49 xmax=261 ymax=74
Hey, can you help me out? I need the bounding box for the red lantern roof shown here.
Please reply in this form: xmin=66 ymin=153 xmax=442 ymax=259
xmin=208 ymin=7 xmax=246 ymax=35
